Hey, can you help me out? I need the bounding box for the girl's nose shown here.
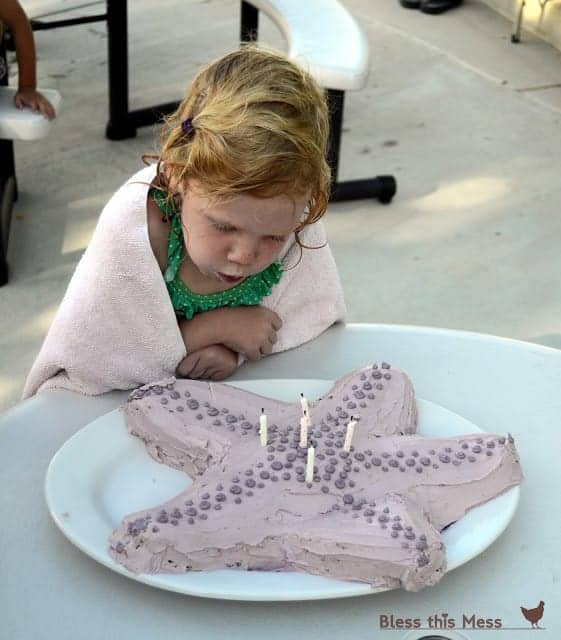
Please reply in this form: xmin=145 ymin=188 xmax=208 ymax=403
xmin=228 ymin=237 xmax=259 ymax=265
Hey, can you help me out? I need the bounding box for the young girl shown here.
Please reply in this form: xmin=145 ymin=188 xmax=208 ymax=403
xmin=23 ymin=46 xmax=346 ymax=398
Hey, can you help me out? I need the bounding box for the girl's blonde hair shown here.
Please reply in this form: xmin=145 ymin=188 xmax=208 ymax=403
xmin=153 ymin=45 xmax=331 ymax=236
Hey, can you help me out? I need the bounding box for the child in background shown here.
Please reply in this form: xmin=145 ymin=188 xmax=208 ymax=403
xmin=23 ymin=45 xmax=346 ymax=397
xmin=0 ymin=0 xmax=56 ymax=119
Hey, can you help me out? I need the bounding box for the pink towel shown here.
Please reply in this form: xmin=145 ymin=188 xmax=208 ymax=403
xmin=23 ymin=165 xmax=346 ymax=398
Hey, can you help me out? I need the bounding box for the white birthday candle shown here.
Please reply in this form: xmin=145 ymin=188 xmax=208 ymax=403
xmin=299 ymin=412 xmax=308 ymax=448
xmin=306 ymin=445 xmax=315 ymax=483
xmin=300 ymin=393 xmax=309 ymax=414
xmin=343 ymin=416 xmax=356 ymax=452
xmin=259 ymin=409 xmax=267 ymax=446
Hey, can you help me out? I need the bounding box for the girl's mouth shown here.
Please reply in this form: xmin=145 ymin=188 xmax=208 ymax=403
xmin=217 ymin=272 xmax=244 ymax=284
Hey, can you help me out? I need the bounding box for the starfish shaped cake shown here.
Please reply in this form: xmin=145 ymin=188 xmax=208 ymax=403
xmin=109 ymin=363 xmax=522 ymax=591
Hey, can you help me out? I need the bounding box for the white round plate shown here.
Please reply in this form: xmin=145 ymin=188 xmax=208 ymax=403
xmin=45 ymin=379 xmax=519 ymax=601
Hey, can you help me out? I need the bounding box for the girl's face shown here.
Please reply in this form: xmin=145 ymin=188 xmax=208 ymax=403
xmin=180 ymin=181 xmax=309 ymax=285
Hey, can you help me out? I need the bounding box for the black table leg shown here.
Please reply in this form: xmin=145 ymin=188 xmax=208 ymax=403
xmin=105 ymin=0 xmax=136 ymax=139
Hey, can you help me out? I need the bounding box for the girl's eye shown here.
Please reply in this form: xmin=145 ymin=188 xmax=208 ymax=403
xmin=267 ymin=235 xmax=286 ymax=243
xmin=213 ymin=223 xmax=236 ymax=233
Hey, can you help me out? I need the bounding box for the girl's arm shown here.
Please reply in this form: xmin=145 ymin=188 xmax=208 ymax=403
xmin=1 ymin=0 xmax=56 ymax=119
xmin=178 ymin=305 xmax=282 ymax=361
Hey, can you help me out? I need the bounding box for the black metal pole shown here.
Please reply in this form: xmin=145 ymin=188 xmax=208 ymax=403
xmin=326 ymin=89 xmax=343 ymax=191
xmin=30 ymin=15 xmax=107 ymax=30
xmin=240 ymin=1 xmax=259 ymax=42
xmin=105 ymin=0 xmax=135 ymax=139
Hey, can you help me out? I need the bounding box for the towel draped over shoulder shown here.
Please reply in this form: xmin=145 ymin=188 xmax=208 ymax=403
xmin=23 ymin=165 xmax=346 ymax=398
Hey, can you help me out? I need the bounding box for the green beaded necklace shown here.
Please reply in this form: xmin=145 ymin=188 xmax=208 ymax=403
xmin=149 ymin=188 xmax=283 ymax=319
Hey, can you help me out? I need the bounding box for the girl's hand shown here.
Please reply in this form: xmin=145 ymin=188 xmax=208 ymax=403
xmin=176 ymin=344 xmax=238 ymax=381
xmin=14 ymin=87 xmax=56 ymax=120
xmin=220 ymin=306 xmax=282 ymax=361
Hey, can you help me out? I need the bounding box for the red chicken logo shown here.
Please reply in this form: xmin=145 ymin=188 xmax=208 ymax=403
xmin=520 ymin=601 xmax=545 ymax=628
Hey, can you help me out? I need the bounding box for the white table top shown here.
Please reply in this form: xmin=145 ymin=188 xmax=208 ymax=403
xmin=0 ymin=324 xmax=558 ymax=639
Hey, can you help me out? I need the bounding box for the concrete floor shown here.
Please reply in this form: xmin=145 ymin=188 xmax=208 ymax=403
xmin=2 ymin=0 xmax=561 ymax=414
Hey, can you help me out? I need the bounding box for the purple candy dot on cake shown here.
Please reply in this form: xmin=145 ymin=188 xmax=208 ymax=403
xmin=160 ymin=398 xmax=168 ymax=405
xmin=214 ymin=504 xmax=222 ymax=510
xmin=257 ymin=482 xmax=265 ymax=489
xmin=416 ymin=466 xmax=423 ymax=473
xmin=439 ymin=454 xmax=450 ymax=463
xmin=200 ymin=514 xmax=208 ymax=520
xmin=472 ymin=445 xmax=482 ymax=453
xmin=184 ymin=391 xmax=191 ymax=398
xmin=406 ymin=458 xmax=415 ymax=467
xmin=199 ymin=501 xmax=211 ymax=510
xmin=245 ymin=479 xmax=256 ymax=488
xmin=230 ymin=485 xmax=242 ymax=495
xmin=282 ymin=472 xmax=291 ymax=481
xmin=335 ymin=479 xmax=345 ymax=489
xmin=187 ymin=399 xmax=199 ymax=410
xmin=486 ymin=450 xmax=493 ymax=456
xmin=417 ymin=554 xmax=429 ymax=567
xmin=391 ymin=531 xmax=399 ymax=538
xmin=234 ymin=497 xmax=242 ymax=505
xmin=372 ymin=457 xmax=381 ymax=466
xmin=187 ymin=518 xmax=195 ymax=525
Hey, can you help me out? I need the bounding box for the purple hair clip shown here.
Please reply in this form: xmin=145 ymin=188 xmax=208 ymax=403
xmin=181 ymin=117 xmax=194 ymax=135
